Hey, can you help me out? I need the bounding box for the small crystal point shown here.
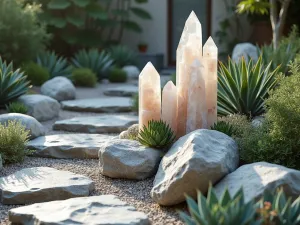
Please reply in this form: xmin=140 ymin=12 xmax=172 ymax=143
xmin=162 ymin=81 xmax=177 ymax=135
xmin=203 ymin=36 xmax=218 ymax=58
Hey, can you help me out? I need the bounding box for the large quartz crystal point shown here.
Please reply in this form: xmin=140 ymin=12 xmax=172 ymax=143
xmin=186 ymin=59 xmax=207 ymax=133
xmin=161 ymin=81 xmax=177 ymax=135
xmin=203 ymin=37 xmax=218 ymax=128
xmin=139 ymin=62 xmax=161 ymax=131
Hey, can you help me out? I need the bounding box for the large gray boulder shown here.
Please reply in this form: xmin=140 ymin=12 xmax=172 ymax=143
xmin=0 ymin=113 xmax=44 ymax=139
xmin=122 ymin=65 xmax=140 ymax=79
xmin=18 ymin=94 xmax=60 ymax=121
xmin=232 ymin=43 xmax=258 ymax=63
xmin=99 ymin=139 xmax=161 ymax=180
xmin=151 ymin=129 xmax=239 ymax=206
xmin=41 ymin=76 xmax=76 ymax=101
xmin=214 ymin=162 xmax=300 ymax=203
xmin=9 ymin=195 xmax=150 ymax=225
xmin=0 ymin=167 xmax=94 ymax=205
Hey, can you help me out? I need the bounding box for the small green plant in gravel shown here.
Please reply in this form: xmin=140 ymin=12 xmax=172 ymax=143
xmin=0 ymin=120 xmax=30 ymax=164
xmin=108 ymin=68 xmax=127 ymax=83
xmin=138 ymin=120 xmax=176 ymax=150
xmin=72 ymin=68 xmax=97 ymax=87
xmin=22 ymin=61 xmax=49 ymax=86
xmin=6 ymin=102 xmax=28 ymax=114
xmin=211 ymin=121 xmax=238 ymax=137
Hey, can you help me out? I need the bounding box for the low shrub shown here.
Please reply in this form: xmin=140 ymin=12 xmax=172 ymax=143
xmin=138 ymin=120 xmax=176 ymax=150
xmin=108 ymin=68 xmax=127 ymax=83
xmin=211 ymin=121 xmax=238 ymax=137
xmin=0 ymin=120 xmax=30 ymax=164
xmin=238 ymin=56 xmax=300 ymax=169
xmin=180 ymin=185 xmax=300 ymax=225
xmin=72 ymin=68 xmax=97 ymax=87
xmin=217 ymin=114 xmax=250 ymax=138
xmin=6 ymin=102 xmax=28 ymax=114
xmin=22 ymin=61 xmax=49 ymax=86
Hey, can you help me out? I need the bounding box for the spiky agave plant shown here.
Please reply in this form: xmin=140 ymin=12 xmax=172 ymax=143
xmin=218 ymin=56 xmax=281 ymax=118
xmin=109 ymin=45 xmax=138 ymax=67
xmin=72 ymin=49 xmax=114 ymax=80
xmin=180 ymin=185 xmax=258 ymax=225
xmin=0 ymin=57 xmax=30 ymax=107
xmin=211 ymin=121 xmax=238 ymax=137
xmin=138 ymin=120 xmax=176 ymax=150
xmin=36 ymin=51 xmax=72 ymax=78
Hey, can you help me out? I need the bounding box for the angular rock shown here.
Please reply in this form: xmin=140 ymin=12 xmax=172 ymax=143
xmin=27 ymin=134 xmax=115 ymax=159
xmin=99 ymin=139 xmax=161 ymax=180
xmin=214 ymin=162 xmax=300 ymax=203
xmin=0 ymin=113 xmax=45 ymax=139
xmin=61 ymin=97 xmax=132 ymax=113
xmin=9 ymin=195 xmax=150 ymax=225
xmin=0 ymin=167 xmax=94 ymax=205
xmin=232 ymin=43 xmax=258 ymax=63
xmin=41 ymin=76 xmax=76 ymax=101
xmin=151 ymin=129 xmax=239 ymax=206
xmin=104 ymin=85 xmax=138 ymax=97
xmin=122 ymin=65 xmax=140 ymax=79
xmin=18 ymin=94 xmax=60 ymax=121
xmin=54 ymin=115 xmax=138 ymax=133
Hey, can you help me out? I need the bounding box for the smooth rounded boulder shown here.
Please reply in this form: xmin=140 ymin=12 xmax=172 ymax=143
xmin=18 ymin=94 xmax=60 ymax=121
xmin=232 ymin=42 xmax=258 ymax=63
xmin=122 ymin=65 xmax=140 ymax=79
xmin=214 ymin=162 xmax=300 ymax=203
xmin=99 ymin=139 xmax=161 ymax=180
xmin=41 ymin=76 xmax=76 ymax=101
xmin=151 ymin=129 xmax=239 ymax=206
xmin=0 ymin=113 xmax=45 ymax=139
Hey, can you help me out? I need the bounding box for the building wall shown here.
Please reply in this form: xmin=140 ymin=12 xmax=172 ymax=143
xmin=121 ymin=0 xmax=251 ymax=67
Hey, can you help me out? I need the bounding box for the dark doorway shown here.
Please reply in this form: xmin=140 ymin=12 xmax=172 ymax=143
xmin=167 ymin=0 xmax=211 ymax=66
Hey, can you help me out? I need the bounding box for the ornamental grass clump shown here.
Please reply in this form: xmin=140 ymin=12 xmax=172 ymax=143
xmin=138 ymin=120 xmax=176 ymax=150
xmin=6 ymin=102 xmax=28 ymax=114
xmin=0 ymin=120 xmax=30 ymax=164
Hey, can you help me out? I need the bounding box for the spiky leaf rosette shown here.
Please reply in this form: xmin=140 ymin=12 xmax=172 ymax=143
xmin=138 ymin=120 xmax=176 ymax=150
xmin=211 ymin=121 xmax=238 ymax=137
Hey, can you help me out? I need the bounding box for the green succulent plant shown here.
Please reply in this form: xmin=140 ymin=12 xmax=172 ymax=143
xmin=72 ymin=49 xmax=114 ymax=80
xmin=109 ymin=45 xmax=138 ymax=67
xmin=0 ymin=57 xmax=30 ymax=107
xmin=36 ymin=51 xmax=72 ymax=78
xmin=218 ymin=56 xmax=281 ymax=118
xmin=6 ymin=102 xmax=28 ymax=114
xmin=211 ymin=121 xmax=238 ymax=137
xmin=138 ymin=120 xmax=176 ymax=150
xmin=256 ymin=188 xmax=300 ymax=225
xmin=180 ymin=185 xmax=258 ymax=225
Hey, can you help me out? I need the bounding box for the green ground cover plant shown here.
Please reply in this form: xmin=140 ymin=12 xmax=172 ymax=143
xmin=108 ymin=68 xmax=127 ymax=83
xmin=22 ymin=61 xmax=50 ymax=86
xmin=6 ymin=102 xmax=28 ymax=114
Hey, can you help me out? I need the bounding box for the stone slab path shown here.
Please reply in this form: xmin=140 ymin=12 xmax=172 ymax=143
xmin=61 ymin=97 xmax=133 ymax=113
xmin=9 ymin=195 xmax=150 ymax=225
xmin=53 ymin=115 xmax=138 ymax=133
xmin=104 ymin=85 xmax=138 ymax=97
xmin=27 ymin=134 xmax=115 ymax=159
xmin=0 ymin=167 xmax=94 ymax=205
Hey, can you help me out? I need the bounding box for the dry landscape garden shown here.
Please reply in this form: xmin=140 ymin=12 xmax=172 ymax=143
xmin=0 ymin=0 xmax=300 ymax=224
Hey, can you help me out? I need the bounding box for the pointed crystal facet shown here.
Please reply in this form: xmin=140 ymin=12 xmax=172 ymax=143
xmin=139 ymin=62 xmax=161 ymax=130
xmin=203 ymin=36 xmax=218 ymax=128
xmin=186 ymin=59 xmax=207 ymax=133
xmin=161 ymin=81 xmax=177 ymax=135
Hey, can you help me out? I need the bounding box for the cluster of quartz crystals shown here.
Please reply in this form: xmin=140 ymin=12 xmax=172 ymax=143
xmin=139 ymin=11 xmax=218 ymax=138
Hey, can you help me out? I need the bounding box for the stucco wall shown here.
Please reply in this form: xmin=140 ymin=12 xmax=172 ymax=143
xmin=121 ymin=0 xmax=251 ymax=67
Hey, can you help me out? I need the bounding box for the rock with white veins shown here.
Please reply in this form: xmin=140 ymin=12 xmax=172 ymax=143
xmin=9 ymin=195 xmax=150 ymax=225
xmin=27 ymin=134 xmax=116 ymax=159
xmin=214 ymin=162 xmax=300 ymax=203
xmin=99 ymin=139 xmax=161 ymax=180
xmin=0 ymin=167 xmax=94 ymax=205
xmin=151 ymin=129 xmax=239 ymax=206
xmin=53 ymin=115 xmax=138 ymax=133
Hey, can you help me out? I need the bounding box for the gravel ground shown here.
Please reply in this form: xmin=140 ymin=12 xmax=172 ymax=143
xmin=0 ymin=78 xmax=186 ymax=225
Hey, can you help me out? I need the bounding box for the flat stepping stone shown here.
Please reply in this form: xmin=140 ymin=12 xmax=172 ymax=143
xmin=54 ymin=115 xmax=138 ymax=133
xmin=9 ymin=195 xmax=150 ymax=225
xmin=27 ymin=134 xmax=115 ymax=159
xmin=104 ymin=85 xmax=138 ymax=97
xmin=0 ymin=167 xmax=94 ymax=205
xmin=61 ymin=97 xmax=133 ymax=113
